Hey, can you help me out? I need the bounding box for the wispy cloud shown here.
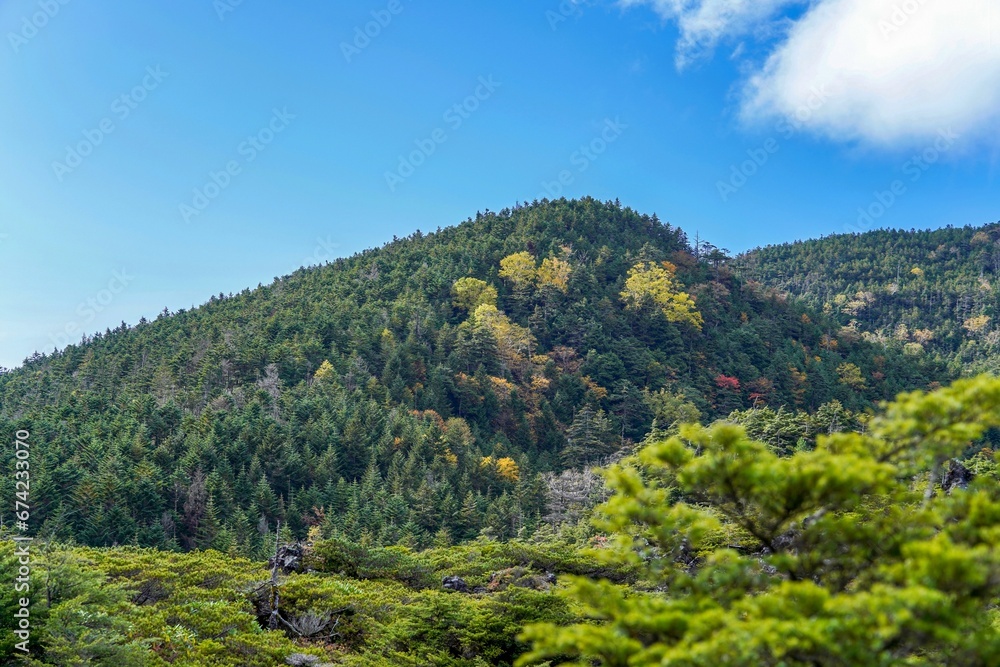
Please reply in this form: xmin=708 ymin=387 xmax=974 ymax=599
xmin=619 ymin=0 xmax=803 ymax=67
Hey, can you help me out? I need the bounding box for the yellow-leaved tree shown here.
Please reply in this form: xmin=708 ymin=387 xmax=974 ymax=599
xmin=472 ymin=304 xmax=536 ymax=375
xmin=837 ymin=362 xmax=866 ymax=390
xmin=451 ymin=277 xmax=498 ymax=312
xmin=498 ymin=251 xmax=538 ymax=289
xmin=313 ymin=360 xmax=336 ymax=382
xmin=482 ymin=456 xmax=521 ymax=482
xmin=964 ymin=314 xmax=991 ymax=335
xmin=537 ymin=256 xmax=572 ymax=292
xmin=620 ymin=261 xmax=702 ymax=329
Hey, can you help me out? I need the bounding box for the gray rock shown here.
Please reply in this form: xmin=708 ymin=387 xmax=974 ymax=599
xmin=943 ymin=458 xmax=974 ymax=493
xmin=442 ymin=575 xmax=469 ymax=592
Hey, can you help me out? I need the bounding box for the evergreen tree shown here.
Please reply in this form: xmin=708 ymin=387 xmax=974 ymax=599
xmin=562 ymin=406 xmax=616 ymax=466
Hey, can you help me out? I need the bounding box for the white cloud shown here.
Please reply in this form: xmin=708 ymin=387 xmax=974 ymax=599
xmin=620 ymin=0 xmax=802 ymax=67
xmin=624 ymin=0 xmax=1000 ymax=146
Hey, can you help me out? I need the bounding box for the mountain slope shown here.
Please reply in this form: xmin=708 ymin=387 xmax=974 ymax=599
xmin=0 ymin=198 xmax=948 ymax=552
xmin=738 ymin=222 xmax=1000 ymax=374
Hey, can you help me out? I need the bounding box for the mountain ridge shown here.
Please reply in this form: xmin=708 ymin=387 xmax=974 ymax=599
xmin=738 ymin=220 xmax=1000 ymax=374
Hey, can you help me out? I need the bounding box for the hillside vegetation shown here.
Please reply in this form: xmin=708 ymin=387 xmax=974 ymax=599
xmin=738 ymin=223 xmax=1000 ymax=374
xmin=3 ymin=377 xmax=1000 ymax=666
xmin=0 ymin=199 xmax=946 ymax=555
xmin=5 ymin=201 xmax=1000 ymax=665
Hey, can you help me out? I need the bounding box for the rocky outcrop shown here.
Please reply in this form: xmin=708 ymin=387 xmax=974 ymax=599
xmin=442 ymin=575 xmax=469 ymax=592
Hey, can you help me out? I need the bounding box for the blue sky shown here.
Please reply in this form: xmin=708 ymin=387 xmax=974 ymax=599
xmin=0 ymin=0 xmax=997 ymax=369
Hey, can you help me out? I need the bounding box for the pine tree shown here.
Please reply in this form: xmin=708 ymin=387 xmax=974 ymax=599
xmin=562 ymin=406 xmax=616 ymax=466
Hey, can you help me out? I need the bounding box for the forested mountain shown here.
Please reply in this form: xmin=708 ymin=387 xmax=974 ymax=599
xmin=738 ymin=223 xmax=1000 ymax=374
xmin=0 ymin=198 xmax=946 ymax=555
